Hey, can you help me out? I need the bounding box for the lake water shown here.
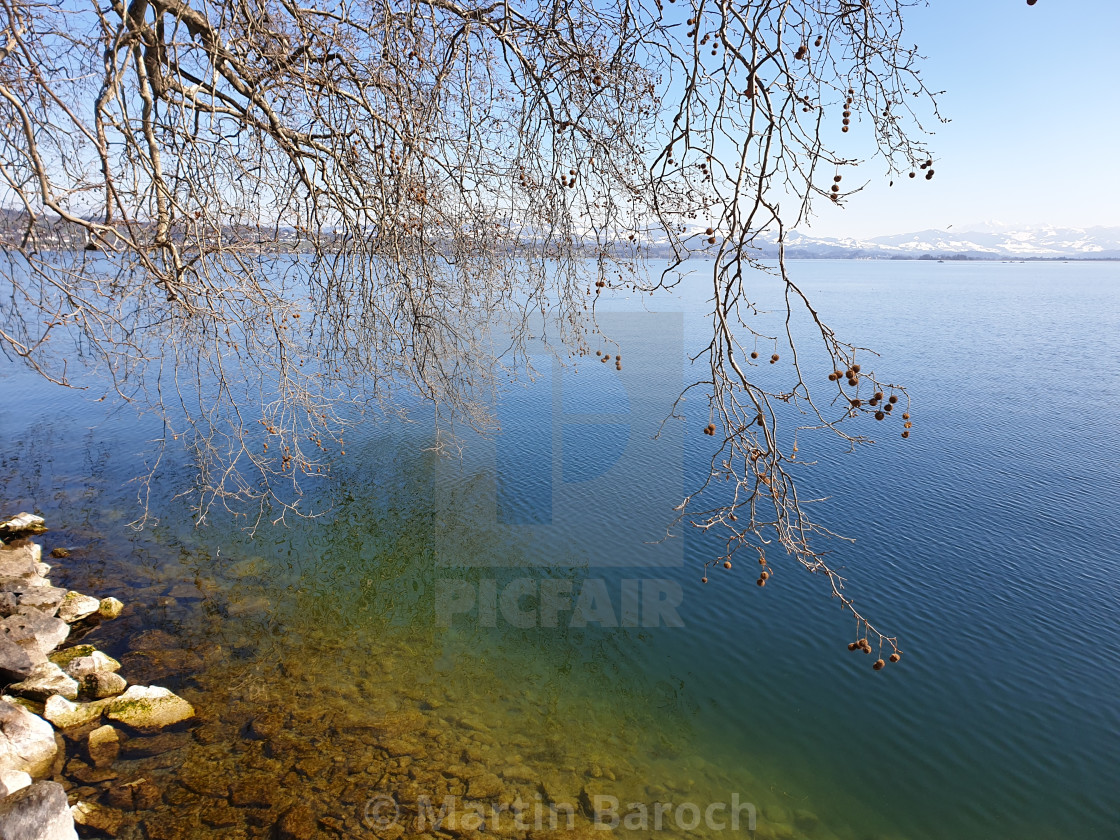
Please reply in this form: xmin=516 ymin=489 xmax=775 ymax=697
xmin=1 ymin=259 xmax=1118 ymax=839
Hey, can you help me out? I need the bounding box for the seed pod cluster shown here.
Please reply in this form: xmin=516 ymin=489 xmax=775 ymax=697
xmin=703 ymin=422 xmax=717 ymax=436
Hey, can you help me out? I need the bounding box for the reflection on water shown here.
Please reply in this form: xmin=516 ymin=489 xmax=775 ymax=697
xmin=3 ymin=260 xmax=1120 ymax=840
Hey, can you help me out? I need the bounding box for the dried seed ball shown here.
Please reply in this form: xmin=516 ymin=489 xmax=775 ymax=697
xmin=889 ymin=652 xmax=901 ymax=662
xmin=904 ymin=421 xmax=913 ymax=429
xmin=869 ymin=398 xmax=879 ymax=406
xmin=874 ymin=392 xmax=884 ymax=401
xmin=925 ymin=170 xmax=935 ymax=180
xmin=909 ymin=172 xmax=916 ymax=178
xmin=570 ymin=169 xmax=576 ymax=175
xmin=889 ymin=394 xmax=898 ymax=403
xmin=724 ymin=560 xmax=732 ymax=569
xmin=858 ymin=638 xmax=870 ymax=649
xmin=902 ymin=412 xmax=910 ymax=420
xmin=848 ymin=88 xmax=855 ymax=94
xmin=851 ymin=364 xmax=861 ymax=373
xmin=831 ymin=185 xmax=840 ymax=192
xmin=848 ymin=642 xmax=859 ymax=651
xmin=901 ymin=430 xmax=910 ymax=438
xmin=885 ymin=403 xmax=893 ymax=412
xmin=843 ymin=110 xmax=851 ymax=118
xmin=842 ymin=126 xmax=849 ymax=132
xmin=760 ymin=571 xmax=769 ymax=580
xmin=771 ymin=353 xmax=780 ymax=362
xmin=596 ymin=350 xmax=601 ymax=356
xmin=873 ymin=659 xmax=885 ymax=671
xmin=708 ymin=236 xmax=717 ymax=244
xmin=815 ymin=36 xmax=822 ymax=46
xmin=758 ymin=557 xmax=767 ymax=565
xmin=604 ymin=354 xmax=611 ymax=360
xmin=1027 ymin=0 xmax=1037 ymax=4
xmin=757 ymin=578 xmax=766 ymax=587
xmin=706 ymin=227 xmax=714 ymax=235
xmin=829 ymin=372 xmax=838 ymax=381
xmin=701 ymin=576 xmax=708 ymax=583
xmin=834 ymin=175 xmax=843 ymax=183
xmin=875 ymin=410 xmax=885 ymax=420
xmin=850 ymin=398 xmax=862 ymax=407
xmin=751 ymin=351 xmax=759 ymax=359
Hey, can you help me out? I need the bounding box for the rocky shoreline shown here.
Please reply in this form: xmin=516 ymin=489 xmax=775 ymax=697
xmin=0 ymin=513 xmax=196 ymax=839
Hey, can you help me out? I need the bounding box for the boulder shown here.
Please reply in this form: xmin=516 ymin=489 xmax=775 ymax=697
xmin=97 ymin=598 xmax=124 ymax=620
xmin=13 ymin=587 xmax=68 ymax=617
xmin=0 ymin=768 xmax=31 ymax=797
xmin=104 ymin=686 xmax=195 ymax=732
xmin=0 ymin=548 xmax=38 ymax=579
xmin=63 ymin=651 xmax=121 ymax=678
xmin=0 ymin=781 xmax=77 ymax=840
xmin=78 ymin=672 xmax=127 ymax=700
xmin=0 ymin=611 xmax=69 ymax=656
xmin=42 ymin=696 xmax=108 ymax=730
xmin=0 ymin=637 xmax=35 ymax=683
xmin=0 ymin=513 xmax=47 ymax=536
xmin=71 ymin=801 xmax=124 ymax=837
xmin=86 ymin=725 xmax=120 ymax=768
xmin=7 ymin=663 xmax=79 ymax=702
xmin=56 ymin=593 xmax=100 ymax=624
xmin=0 ymin=699 xmax=57 ymax=779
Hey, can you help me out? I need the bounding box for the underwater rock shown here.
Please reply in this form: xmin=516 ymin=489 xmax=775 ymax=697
xmin=0 ymin=781 xmax=77 ymax=840
xmin=0 ymin=610 xmax=69 ymax=657
xmin=86 ymin=725 xmax=120 ymax=768
xmin=7 ymin=663 xmax=79 ymax=702
xmin=70 ymin=800 xmax=125 ymax=837
xmin=56 ymin=592 xmax=100 ymax=624
xmin=467 ymin=772 xmax=505 ymax=801
xmin=118 ymin=731 xmax=190 ymax=760
xmin=105 ymin=685 xmax=195 ymax=732
xmin=104 ymin=776 xmax=161 ymax=811
xmin=97 ymin=598 xmax=124 ymax=620
xmin=0 ymin=698 xmax=57 ymax=779
xmin=275 ymin=803 xmax=316 ymax=840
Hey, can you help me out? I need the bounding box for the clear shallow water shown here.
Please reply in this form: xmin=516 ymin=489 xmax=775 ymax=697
xmin=1 ymin=260 xmax=1118 ymax=839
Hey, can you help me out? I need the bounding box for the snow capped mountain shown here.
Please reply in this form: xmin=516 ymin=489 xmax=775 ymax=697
xmin=778 ymin=224 xmax=1120 ymax=259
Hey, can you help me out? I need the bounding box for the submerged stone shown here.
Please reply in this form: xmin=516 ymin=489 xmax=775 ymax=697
xmin=71 ymin=800 xmax=125 ymax=837
xmin=87 ymin=725 xmax=121 ymax=768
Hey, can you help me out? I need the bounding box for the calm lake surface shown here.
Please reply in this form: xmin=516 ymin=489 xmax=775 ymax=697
xmin=2 ymin=259 xmax=1118 ymax=839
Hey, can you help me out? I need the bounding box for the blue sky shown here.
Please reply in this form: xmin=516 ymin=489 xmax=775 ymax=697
xmin=803 ymin=0 xmax=1120 ymax=239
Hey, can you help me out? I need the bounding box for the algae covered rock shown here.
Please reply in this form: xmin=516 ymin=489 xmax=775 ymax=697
xmin=104 ymin=685 xmax=195 ymax=732
xmin=42 ymin=695 xmax=109 ymax=730
xmin=57 ymin=591 xmax=101 ymax=624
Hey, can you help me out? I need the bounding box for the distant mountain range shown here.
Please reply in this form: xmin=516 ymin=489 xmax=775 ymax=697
xmin=752 ymin=224 xmax=1120 ymax=260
